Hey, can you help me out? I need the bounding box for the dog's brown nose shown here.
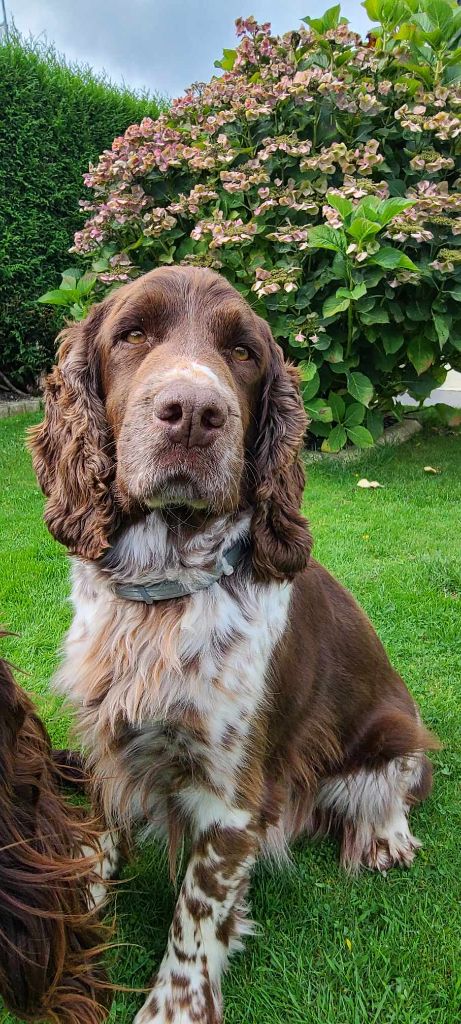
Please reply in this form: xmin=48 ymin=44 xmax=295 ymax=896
xmin=153 ymin=383 xmax=228 ymax=448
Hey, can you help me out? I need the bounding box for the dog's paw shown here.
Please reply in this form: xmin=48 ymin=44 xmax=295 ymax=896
xmin=364 ymin=830 xmax=422 ymax=872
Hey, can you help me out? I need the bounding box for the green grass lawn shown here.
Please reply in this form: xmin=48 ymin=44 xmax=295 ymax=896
xmin=1 ymin=412 xmax=460 ymax=1024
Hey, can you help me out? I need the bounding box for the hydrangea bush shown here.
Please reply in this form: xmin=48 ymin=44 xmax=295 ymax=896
xmin=42 ymin=0 xmax=461 ymax=450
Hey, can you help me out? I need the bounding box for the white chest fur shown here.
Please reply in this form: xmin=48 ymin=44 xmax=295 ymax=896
xmin=53 ymin=515 xmax=292 ymax=839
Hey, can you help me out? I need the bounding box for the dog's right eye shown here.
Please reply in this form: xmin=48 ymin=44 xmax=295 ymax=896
xmin=123 ymin=330 xmax=146 ymax=346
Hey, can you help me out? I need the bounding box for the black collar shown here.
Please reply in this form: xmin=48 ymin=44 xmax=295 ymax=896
xmin=113 ymin=538 xmax=247 ymax=604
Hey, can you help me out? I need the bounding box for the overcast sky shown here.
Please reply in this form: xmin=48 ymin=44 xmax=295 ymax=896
xmin=8 ymin=1 xmax=371 ymax=99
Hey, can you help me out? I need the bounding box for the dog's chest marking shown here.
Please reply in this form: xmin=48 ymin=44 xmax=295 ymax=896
xmin=54 ymin=554 xmax=291 ymax=839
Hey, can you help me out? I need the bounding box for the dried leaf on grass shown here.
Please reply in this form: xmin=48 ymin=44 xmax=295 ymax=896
xmin=357 ymin=478 xmax=384 ymax=489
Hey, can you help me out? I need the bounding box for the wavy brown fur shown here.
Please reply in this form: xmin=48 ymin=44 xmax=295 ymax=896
xmin=29 ymin=308 xmax=117 ymax=561
xmin=0 ymin=648 xmax=111 ymax=1023
xmin=251 ymin=318 xmax=312 ymax=581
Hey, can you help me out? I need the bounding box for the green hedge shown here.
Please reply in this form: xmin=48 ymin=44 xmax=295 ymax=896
xmin=0 ymin=37 xmax=166 ymax=387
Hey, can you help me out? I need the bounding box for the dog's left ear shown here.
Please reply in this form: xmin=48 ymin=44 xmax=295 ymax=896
xmin=250 ymin=317 xmax=312 ymax=581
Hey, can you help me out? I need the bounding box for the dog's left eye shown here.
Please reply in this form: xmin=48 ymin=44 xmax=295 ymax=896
xmin=124 ymin=330 xmax=146 ymax=346
xmin=232 ymin=345 xmax=251 ymax=362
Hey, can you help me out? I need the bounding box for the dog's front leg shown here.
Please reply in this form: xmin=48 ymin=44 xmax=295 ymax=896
xmin=134 ymin=797 xmax=261 ymax=1024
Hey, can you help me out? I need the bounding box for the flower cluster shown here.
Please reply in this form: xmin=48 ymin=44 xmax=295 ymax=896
xmin=254 ymin=179 xmax=318 ymax=217
xmin=99 ymin=253 xmax=136 ymax=284
xmin=385 ymin=180 xmax=461 ymax=244
xmin=252 ymin=266 xmax=301 ymax=297
xmin=300 ymin=139 xmax=384 ymax=177
xmin=168 ymin=184 xmax=218 ymax=215
xmin=220 ymin=166 xmax=269 ymax=193
xmin=191 ymin=211 xmax=258 ymax=248
xmin=292 ymin=313 xmax=326 ymax=346
xmin=430 ymin=248 xmax=461 ymax=272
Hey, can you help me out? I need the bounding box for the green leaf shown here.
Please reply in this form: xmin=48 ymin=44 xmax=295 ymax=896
xmin=370 ymin=248 xmax=401 ymax=269
xmin=60 ymin=272 xmax=78 ymax=291
xmin=353 ymin=196 xmax=381 ymax=223
xmin=312 ymin=333 xmax=332 ymax=351
xmin=346 ymin=425 xmax=374 ymax=448
xmin=407 ymin=372 xmax=439 ymax=401
xmin=397 ymin=254 xmax=421 ymax=271
xmin=326 ymin=192 xmax=353 ymax=219
xmin=344 ymin=402 xmax=365 ymax=427
xmin=387 ymin=178 xmax=408 ymax=197
xmin=302 ymin=373 xmax=321 ymax=401
xmin=323 ymin=294 xmax=351 ymax=318
xmin=308 ymin=421 xmax=331 ymax=439
xmin=328 ymin=391 xmax=346 ymax=423
xmin=414 ymin=1 xmax=460 ymax=38
xmin=69 ymin=302 xmax=87 ymax=320
xmin=304 ymin=399 xmax=333 ymax=423
xmin=321 ymin=424 xmax=347 ymax=453
xmin=298 ymin=361 xmax=317 ymax=382
xmin=38 ymin=289 xmax=74 ymax=306
xmin=347 ymin=218 xmax=381 ymax=243
xmin=376 ymin=197 xmax=414 ymax=226
xmin=444 ymin=63 xmax=461 ymax=85
xmin=92 ymin=257 xmax=109 ymax=272
xmin=362 ymin=0 xmax=381 ymax=22
xmin=331 ymin=252 xmax=348 ymax=278
xmin=303 ymin=4 xmax=342 ymax=32
xmin=214 ymin=48 xmax=237 ymax=71
xmin=370 ymin=247 xmax=418 ymax=271
xmin=406 ymin=297 xmax=431 ymax=322
xmin=330 ymin=359 xmax=357 ymax=375
xmin=366 ymin=408 xmax=385 ymax=441
xmin=307 ymin=225 xmax=347 ymax=252
xmin=61 ymin=265 xmax=81 ymax=279
xmin=359 ymin=307 xmax=390 ymax=325
xmin=76 ymin=272 xmax=97 ymax=296
xmin=356 ymin=295 xmax=376 ymax=313
xmin=347 ymin=371 xmax=374 ymax=407
xmin=433 ymin=313 xmax=451 ymax=348
xmin=381 ymin=327 xmax=404 ymax=354
xmin=408 ymin=336 xmax=435 ymax=374
xmin=325 ymin=340 xmax=344 ymax=363
xmin=336 ymin=283 xmax=367 ymax=301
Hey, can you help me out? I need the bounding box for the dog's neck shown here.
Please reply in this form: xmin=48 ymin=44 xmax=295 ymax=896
xmin=96 ymin=508 xmax=252 ymax=590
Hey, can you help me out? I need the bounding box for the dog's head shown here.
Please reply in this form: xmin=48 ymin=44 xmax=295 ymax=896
xmin=30 ymin=267 xmax=311 ymax=579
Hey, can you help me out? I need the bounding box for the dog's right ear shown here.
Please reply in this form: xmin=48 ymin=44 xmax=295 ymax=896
xmin=29 ymin=302 xmax=117 ymax=560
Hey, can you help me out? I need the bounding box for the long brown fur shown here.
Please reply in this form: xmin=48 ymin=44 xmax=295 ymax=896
xmin=29 ymin=307 xmax=117 ymax=561
xmin=251 ymin=318 xmax=312 ymax=581
xmin=0 ymin=645 xmax=111 ymax=1023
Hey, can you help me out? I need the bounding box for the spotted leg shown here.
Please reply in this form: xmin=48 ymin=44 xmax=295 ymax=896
xmin=134 ymin=795 xmax=261 ymax=1024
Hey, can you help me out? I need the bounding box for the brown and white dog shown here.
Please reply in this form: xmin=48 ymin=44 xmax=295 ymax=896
xmin=30 ymin=267 xmax=436 ymax=1024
